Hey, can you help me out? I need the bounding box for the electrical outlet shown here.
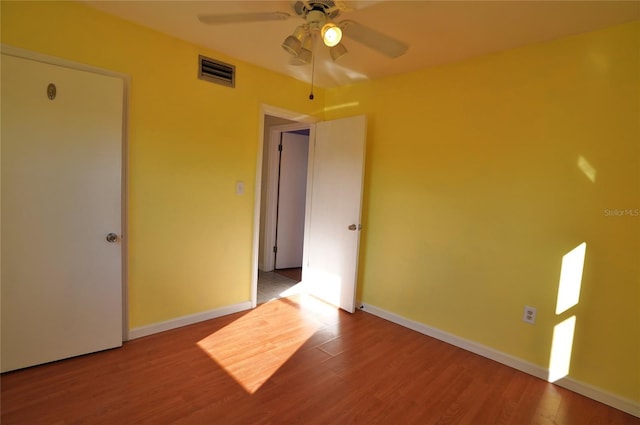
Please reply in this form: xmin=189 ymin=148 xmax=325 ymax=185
xmin=523 ymin=306 xmax=537 ymax=324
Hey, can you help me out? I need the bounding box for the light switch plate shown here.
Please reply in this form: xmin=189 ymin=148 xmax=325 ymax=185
xmin=235 ymin=181 xmax=245 ymax=195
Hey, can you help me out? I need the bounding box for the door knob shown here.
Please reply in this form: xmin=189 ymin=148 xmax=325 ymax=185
xmin=106 ymin=233 xmax=119 ymax=243
xmin=348 ymin=224 xmax=357 ymax=231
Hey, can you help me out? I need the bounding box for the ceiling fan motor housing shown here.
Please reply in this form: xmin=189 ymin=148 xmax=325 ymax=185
xmin=307 ymin=10 xmax=327 ymax=30
xmin=292 ymin=0 xmax=341 ymax=20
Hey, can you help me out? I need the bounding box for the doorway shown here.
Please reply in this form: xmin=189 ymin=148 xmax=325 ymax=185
xmin=251 ymin=107 xmax=367 ymax=312
xmin=256 ymin=115 xmax=311 ymax=304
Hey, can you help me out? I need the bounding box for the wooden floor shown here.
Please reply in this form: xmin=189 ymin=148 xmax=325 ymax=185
xmin=2 ymin=294 xmax=638 ymax=425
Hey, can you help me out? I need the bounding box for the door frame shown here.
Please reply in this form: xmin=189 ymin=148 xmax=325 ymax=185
xmin=251 ymin=105 xmax=318 ymax=308
xmin=1 ymin=44 xmax=131 ymax=340
xmin=263 ymin=123 xmax=311 ymax=272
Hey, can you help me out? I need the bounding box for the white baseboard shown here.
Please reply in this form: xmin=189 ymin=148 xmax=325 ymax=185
xmin=359 ymin=303 xmax=640 ymax=418
xmin=128 ymin=301 xmax=252 ymax=340
xmin=553 ymin=376 xmax=640 ymax=418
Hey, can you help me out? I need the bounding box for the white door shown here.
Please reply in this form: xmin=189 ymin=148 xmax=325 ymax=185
xmin=304 ymin=115 xmax=367 ymax=313
xmin=1 ymin=54 xmax=124 ymax=372
xmin=275 ymin=132 xmax=309 ymax=269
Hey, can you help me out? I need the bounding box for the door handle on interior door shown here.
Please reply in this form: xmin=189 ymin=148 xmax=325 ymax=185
xmin=106 ymin=233 xmax=119 ymax=243
xmin=348 ymin=224 xmax=357 ymax=231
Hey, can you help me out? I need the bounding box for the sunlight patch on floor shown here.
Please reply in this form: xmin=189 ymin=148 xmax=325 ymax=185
xmin=196 ymin=295 xmax=331 ymax=393
xmin=279 ymin=281 xmax=306 ymax=298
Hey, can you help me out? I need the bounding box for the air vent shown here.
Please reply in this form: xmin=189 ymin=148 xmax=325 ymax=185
xmin=198 ymin=55 xmax=235 ymax=88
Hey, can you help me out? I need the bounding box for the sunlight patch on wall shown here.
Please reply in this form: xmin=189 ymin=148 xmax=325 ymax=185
xmin=196 ymin=298 xmax=323 ymax=393
xmin=548 ymin=315 xmax=577 ymax=383
xmin=323 ymin=101 xmax=360 ymax=113
xmin=555 ymin=242 xmax=587 ymax=315
xmin=577 ymin=156 xmax=597 ymax=183
xmin=548 ymin=242 xmax=587 ymax=383
xmin=588 ymin=51 xmax=610 ymax=75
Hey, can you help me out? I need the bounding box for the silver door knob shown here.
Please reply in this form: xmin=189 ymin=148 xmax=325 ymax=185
xmin=106 ymin=233 xmax=119 ymax=243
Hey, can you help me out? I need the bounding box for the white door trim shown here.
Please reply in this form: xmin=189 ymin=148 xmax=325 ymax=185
xmin=1 ymin=44 xmax=131 ymax=340
xmin=252 ymin=105 xmax=318 ymax=308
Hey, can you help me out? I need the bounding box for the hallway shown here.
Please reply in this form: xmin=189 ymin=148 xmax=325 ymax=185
xmin=257 ymin=268 xmax=302 ymax=304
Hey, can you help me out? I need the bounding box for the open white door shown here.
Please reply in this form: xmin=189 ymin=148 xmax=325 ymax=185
xmin=1 ymin=54 xmax=124 ymax=372
xmin=304 ymin=115 xmax=367 ymax=313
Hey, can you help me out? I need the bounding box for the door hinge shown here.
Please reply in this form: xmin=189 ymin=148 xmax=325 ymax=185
xmin=278 ymin=143 xmax=283 ymax=152
xmin=273 ymin=246 xmax=278 ymax=253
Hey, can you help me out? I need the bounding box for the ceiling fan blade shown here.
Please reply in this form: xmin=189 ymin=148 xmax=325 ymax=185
xmin=340 ymin=20 xmax=408 ymax=58
xmin=198 ymin=12 xmax=290 ymax=25
xmin=334 ymin=0 xmax=386 ymax=12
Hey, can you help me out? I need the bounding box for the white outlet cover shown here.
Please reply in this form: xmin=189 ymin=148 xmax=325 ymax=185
xmin=523 ymin=305 xmax=537 ymax=324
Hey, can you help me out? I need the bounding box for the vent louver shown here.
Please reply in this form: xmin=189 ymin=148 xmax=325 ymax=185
xmin=198 ymin=55 xmax=235 ymax=88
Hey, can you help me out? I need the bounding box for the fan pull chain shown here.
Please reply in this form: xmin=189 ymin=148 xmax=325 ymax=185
xmin=309 ymin=54 xmax=315 ymax=100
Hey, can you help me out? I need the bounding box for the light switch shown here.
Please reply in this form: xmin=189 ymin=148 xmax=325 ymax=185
xmin=235 ymin=181 xmax=245 ymax=195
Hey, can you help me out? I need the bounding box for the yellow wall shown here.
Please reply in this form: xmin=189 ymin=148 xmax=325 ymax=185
xmin=2 ymin=0 xmax=638 ymax=405
xmin=327 ymin=21 xmax=640 ymax=402
xmin=0 ymin=1 xmax=325 ymax=327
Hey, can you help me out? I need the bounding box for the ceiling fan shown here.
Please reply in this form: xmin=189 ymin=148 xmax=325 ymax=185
xmin=198 ymin=0 xmax=409 ymax=65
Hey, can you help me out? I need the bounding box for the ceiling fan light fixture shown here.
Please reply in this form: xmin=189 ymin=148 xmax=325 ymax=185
xmin=282 ymin=25 xmax=308 ymax=56
xmin=282 ymin=35 xmax=302 ymax=55
xmin=291 ymin=35 xmax=314 ymax=64
xmin=321 ymin=23 xmax=342 ymax=47
xmin=330 ymin=43 xmax=347 ymax=61
xmin=297 ymin=47 xmax=313 ymax=64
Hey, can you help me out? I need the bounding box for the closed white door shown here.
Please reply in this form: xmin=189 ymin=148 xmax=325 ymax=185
xmin=275 ymin=132 xmax=309 ymax=269
xmin=1 ymin=54 xmax=124 ymax=372
xmin=304 ymin=115 xmax=367 ymax=313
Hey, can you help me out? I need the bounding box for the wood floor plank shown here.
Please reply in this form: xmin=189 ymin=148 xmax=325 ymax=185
xmin=2 ymin=293 xmax=638 ymax=425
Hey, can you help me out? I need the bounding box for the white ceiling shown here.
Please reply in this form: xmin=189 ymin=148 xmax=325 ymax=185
xmin=85 ymin=1 xmax=640 ymax=88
